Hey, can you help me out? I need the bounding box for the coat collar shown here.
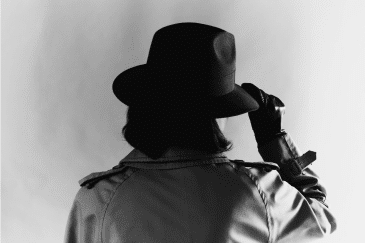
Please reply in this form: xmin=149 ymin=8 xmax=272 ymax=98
xmin=115 ymin=147 xmax=231 ymax=170
xmin=119 ymin=147 xmax=230 ymax=163
xmin=79 ymin=147 xmax=280 ymax=187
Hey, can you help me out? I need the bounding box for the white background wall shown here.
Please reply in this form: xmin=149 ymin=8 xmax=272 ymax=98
xmin=2 ymin=0 xmax=364 ymax=242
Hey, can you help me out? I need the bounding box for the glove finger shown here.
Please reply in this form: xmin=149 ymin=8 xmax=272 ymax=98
xmin=267 ymin=95 xmax=286 ymax=120
xmin=272 ymin=95 xmax=285 ymax=107
xmin=241 ymin=83 xmax=266 ymax=106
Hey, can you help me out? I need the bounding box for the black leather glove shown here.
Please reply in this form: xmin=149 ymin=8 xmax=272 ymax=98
xmin=241 ymin=83 xmax=286 ymax=147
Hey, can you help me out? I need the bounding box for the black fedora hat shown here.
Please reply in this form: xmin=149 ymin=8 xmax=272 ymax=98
xmin=113 ymin=22 xmax=259 ymax=118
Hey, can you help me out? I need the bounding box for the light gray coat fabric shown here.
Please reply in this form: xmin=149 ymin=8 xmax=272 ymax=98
xmin=64 ymin=133 xmax=336 ymax=243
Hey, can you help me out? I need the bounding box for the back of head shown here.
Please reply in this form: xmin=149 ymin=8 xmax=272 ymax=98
xmin=114 ymin=23 xmax=260 ymax=159
xmin=122 ymin=105 xmax=232 ymax=159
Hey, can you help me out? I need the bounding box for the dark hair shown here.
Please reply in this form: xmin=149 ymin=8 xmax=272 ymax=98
xmin=122 ymin=105 xmax=233 ymax=159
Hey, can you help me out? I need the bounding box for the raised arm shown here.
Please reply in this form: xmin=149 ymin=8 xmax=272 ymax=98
xmin=241 ymin=83 xmax=337 ymax=239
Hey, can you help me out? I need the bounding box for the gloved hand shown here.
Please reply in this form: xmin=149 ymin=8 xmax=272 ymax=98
xmin=241 ymin=84 xmax=327 ymax=207
xmin=241 ymin=83 xmax=286 ymax=147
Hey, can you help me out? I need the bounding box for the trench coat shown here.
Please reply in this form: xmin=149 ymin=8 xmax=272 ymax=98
xmin=64 ymin=132 xmax=336 ymax=242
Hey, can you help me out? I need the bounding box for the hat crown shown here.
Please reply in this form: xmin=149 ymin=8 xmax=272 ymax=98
xmin=147 ymin=23 xmax=236 ymax=79
xmin=112 ymin=22 xmax=259 ymax=117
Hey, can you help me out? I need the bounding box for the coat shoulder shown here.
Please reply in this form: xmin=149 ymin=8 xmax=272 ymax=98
xmin=78 ymin=164 xmax=137 ymax=189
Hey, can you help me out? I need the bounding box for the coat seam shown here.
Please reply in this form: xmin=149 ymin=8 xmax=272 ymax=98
xmin=99 ymin=168 xmax=139 ymax=243
xmin=235 ymin=165 xmax=272 ymax=243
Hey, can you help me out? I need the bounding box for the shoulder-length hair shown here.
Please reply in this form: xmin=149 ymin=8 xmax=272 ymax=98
xmin=122 ymin=105 xmax=233 ymax=159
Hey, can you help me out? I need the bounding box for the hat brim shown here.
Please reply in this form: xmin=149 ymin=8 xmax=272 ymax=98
xmin=208 ymin=84 xmax=259 ymax=118
xmin=113 ymin=65 xmax=259 ymax=118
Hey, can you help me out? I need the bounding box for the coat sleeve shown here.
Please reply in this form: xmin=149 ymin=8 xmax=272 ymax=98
xmin=257 ymin=132 xmax=337 ymax=240
xmin=64 ymin=197 xmax=81 ymax=243
xmin=63 ymin=187 xmax=104 ymax=243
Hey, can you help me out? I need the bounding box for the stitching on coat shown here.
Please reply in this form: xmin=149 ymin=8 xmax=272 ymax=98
xmin=99 ymin=168 xmax=139 ymax=243
xmin=231 ymin=163 xmax=272 ymax=243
